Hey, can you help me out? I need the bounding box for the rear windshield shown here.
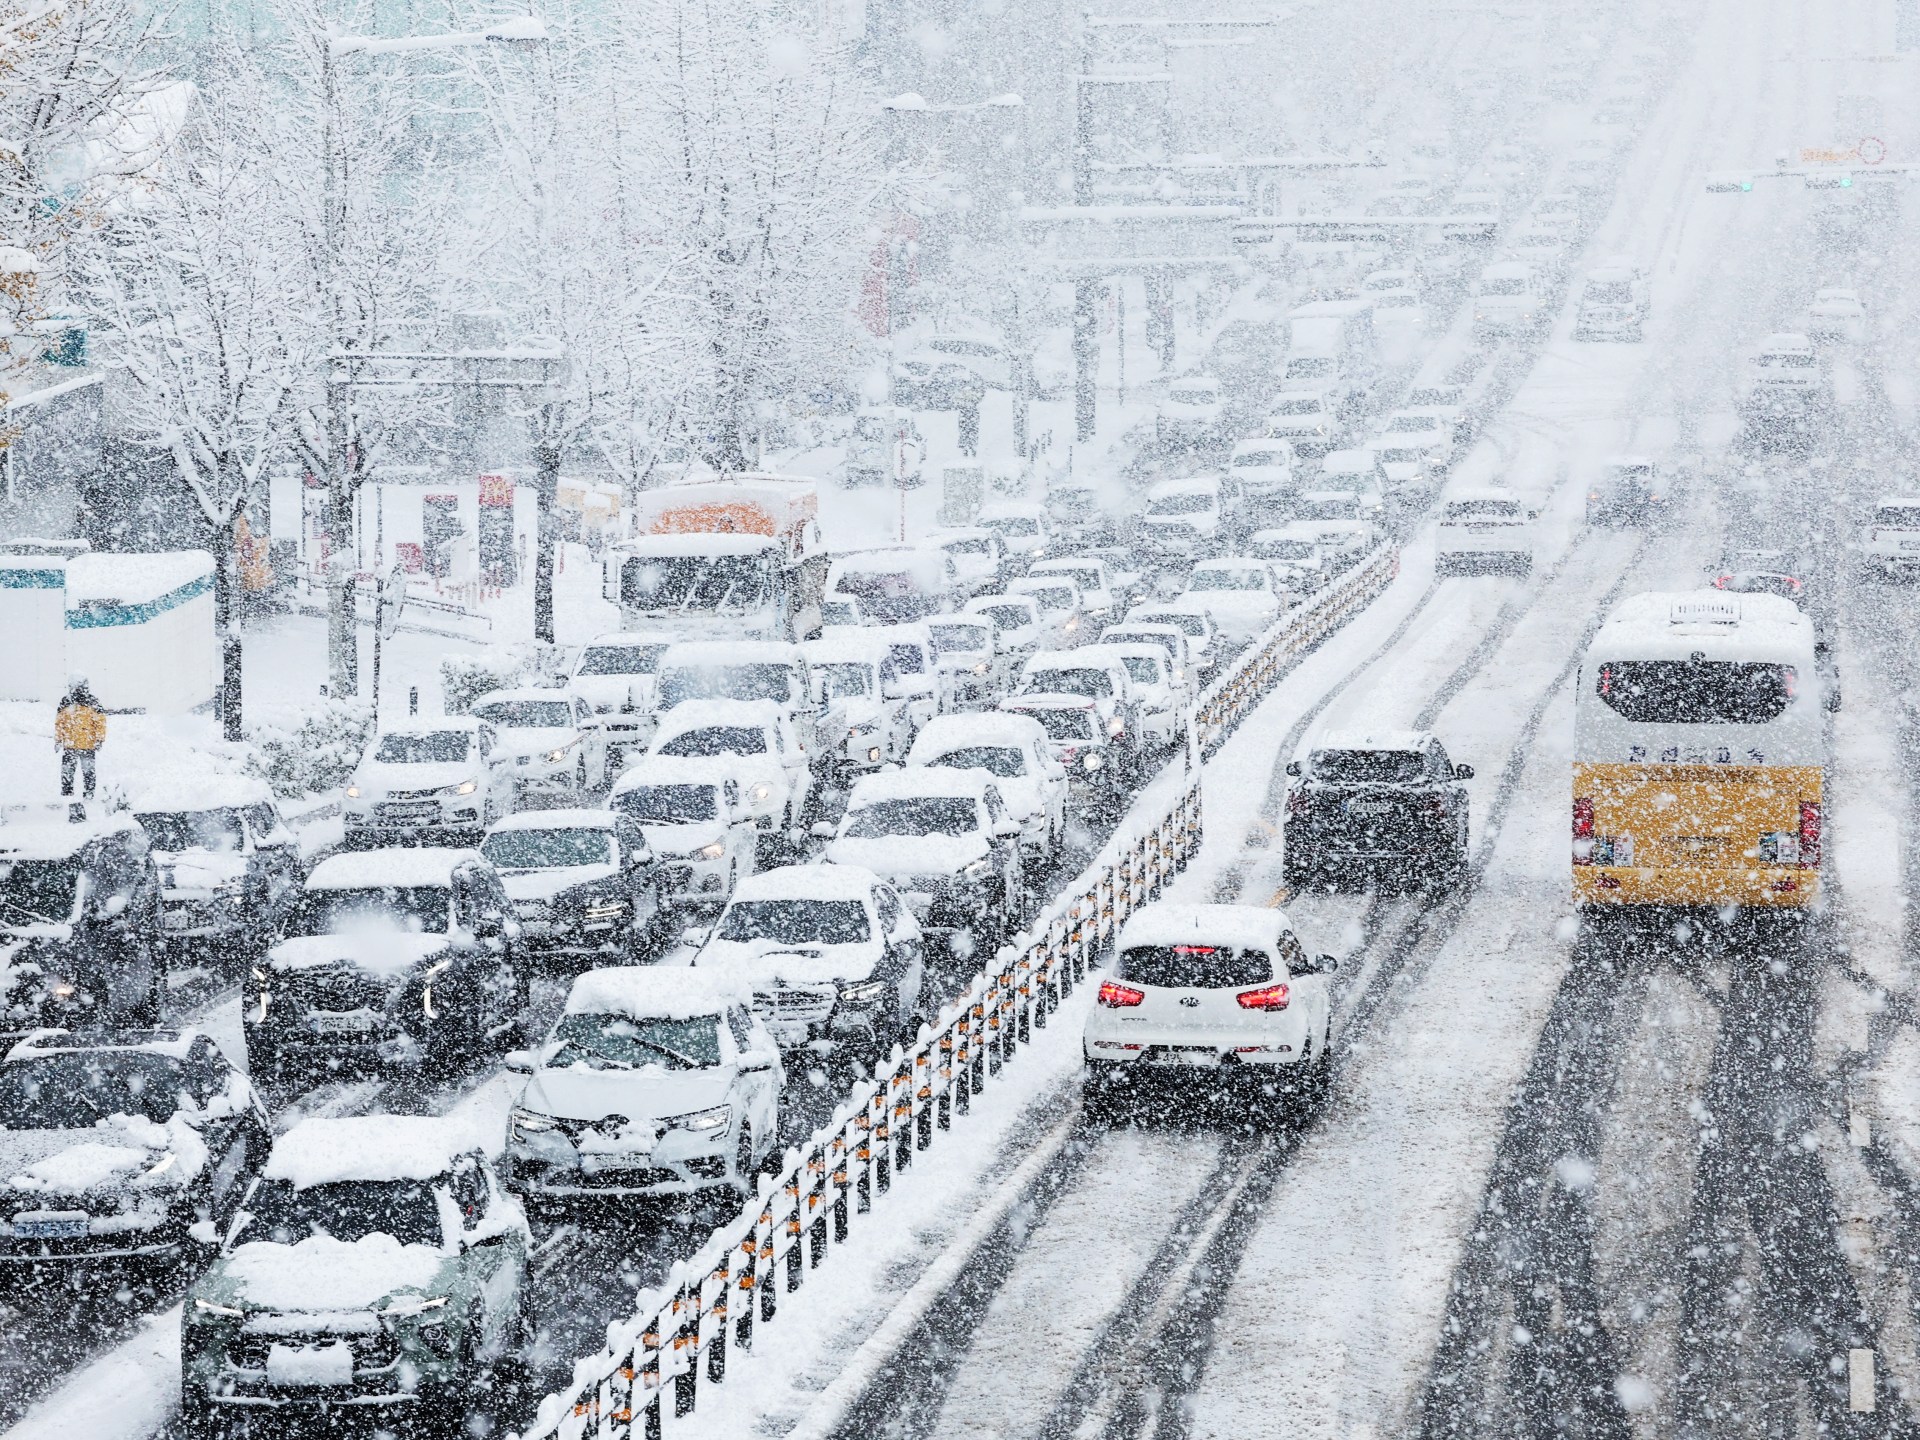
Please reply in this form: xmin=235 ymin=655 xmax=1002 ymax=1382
xmin=929 ymin=624 xmax=992 ymax=654
xmin=972 ymin=604 xmax=1033 ymax=631
xmin=658 ymin=726 xmax=766 ymax=758
xmin=238 ymin=1178 xmax=441 ymax=1249
xmin=1446 ymin=500 xmax=1522 ymax=519
xmin=1021 ymin=708 xmax=1096 ymax=741
xmin=1407 ymin=387 xmax=1460 ymax=407
xmin=1189 ymin=569 xmax=1267 ymax=592
xmin=1023 ymin=668 xmax=1112 ymax=699
xmin=1285 ymin=356 xmax=1334 ymax=378
xmin=1585 ymin=281 xmax=1634 ymax=304
xmin=577 ymin=644 xmax=668 ymax=677
xmin=1116 ymin=944 xmax=1272 ymax=989
xmin=612 ymin=784 xmax=718 ymax=824
xmin=0 ymin=858 xmax=77 ymax=924
xmin=1271 ymin=397 xmax=1323 ymax=416
xmin=1137 ymin=613 xmax=1208 ymax=639
xmin=547 ymin=1012 xmax=721 ymax=1071
xmin=1876 ymin=507 xmax=1920 ymax=528
xmin=1480 ymin=276 xmax=1527 ymax=296
xmin=1757 ymin=351 xmax=1816 ymax=369
xmin=1593 ymin=661 xmax=1796 ymax=724
xmin=981 ymin=516 xmax=1039 ymax=538
xmin=1309 ymin=749 xmax=1427 ymax=784
xmin=0 ymin=1051 xmax=189 ymax=1128
xmin=1146 ymin=493 xmax=1213 ymax=517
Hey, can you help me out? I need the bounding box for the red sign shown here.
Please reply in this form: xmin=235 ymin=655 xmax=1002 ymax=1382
xmin=478 ymin=474 xmax=515 ymax=507
xmin=1860 ymin=135 xmax=1887 ymax=165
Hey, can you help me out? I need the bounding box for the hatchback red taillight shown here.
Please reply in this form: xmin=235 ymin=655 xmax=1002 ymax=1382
xmin=1097 ymin=980 xmax=1144 ymax=1008
xmin=1235 ymin=982 xmax=1291 ymax=1011
xmin=1798 ymin=801 xmax=1822 ymax=867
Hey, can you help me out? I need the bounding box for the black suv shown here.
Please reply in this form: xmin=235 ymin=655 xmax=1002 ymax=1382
xmin=1281 ymin=733 xmax=1472 ymax=891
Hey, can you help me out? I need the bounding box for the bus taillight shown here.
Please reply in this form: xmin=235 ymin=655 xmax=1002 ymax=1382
xmin=1572 ymin=796 xmax=1595 ymax=863
xmin=1798 ymin=801 xmax=1822 ymax=866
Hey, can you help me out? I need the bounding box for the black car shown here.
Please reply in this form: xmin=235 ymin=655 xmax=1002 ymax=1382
xmin=246 ymin=847 xmax=526 ymax=1078
xmin=1282 ymin=732 xmax=1472 ymax=891
xmin=0 ymin=813 xmax=164 ymax=1043
xmin=0 ymin=1027 xmax=268 ymax=1267
xmin=131 ymin=777 xmax=303 ymax=965
xmin=480 ymin=809 xmax=667 ymax=960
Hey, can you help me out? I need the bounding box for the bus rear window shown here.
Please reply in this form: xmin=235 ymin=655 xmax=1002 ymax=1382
xmin=1594 ymin=661 xmax=1796 ymax=724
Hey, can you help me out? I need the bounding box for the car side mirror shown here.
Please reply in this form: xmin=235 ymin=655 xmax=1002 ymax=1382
xmin=1313 ymin=953 xmax=1340 ymax=974
xmin=504 ymin=1049 xmax=536 ymax=1075
xmin=1454 ymin=763 xmax=1475 ymax=780
xmin=810 ymin=821 xmax=837 ymax=840
xmin=994 ymin=819 xmax=1021 ymax=838
xmin=187 ymin=1218 xmax=222 ymax=1249
xmin=740 ymin=1054 xmax=775 ymax=1074
xmin=682 ymin=925 xmax=712 ymax=949
xmin=1284 ymin=760 xmax=1301 ymax=776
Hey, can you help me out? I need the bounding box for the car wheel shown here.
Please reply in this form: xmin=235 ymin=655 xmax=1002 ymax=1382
xmin=1082 ymin=1063 xmax=1130 ymax=1126
xmin=1281 ymin=849 xmax=1316 ymax=894
xmin=177 ymin=1384 xmax=222 ymax=1440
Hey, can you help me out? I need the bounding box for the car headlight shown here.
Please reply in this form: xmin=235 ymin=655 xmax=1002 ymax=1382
xmin=250 ymin=967 xmax=270 ymax=1022
xmin=511 ymin=1106 xmax=557 ymax=1138
xmin=848 ymin=722 xmax=876 ymax=737
xmin=838 ymin=976 xmax=892 ymax=1005
xmin=136 ymin=1153 xmax=178 ymax=1185
xmin=345 ymin=784 xmax=360 ymax=800
xmin=379 ymin=1294 xmax=449 ymax=1319
xmin=971 ymin=661 xmax=989 ymax=675
xmin=698 ymin=842 xmax=726 ymax=861
xmin=193 ymin=1298 xmax=244 ymax=1320
xmin=452 ymin=779 xmax=477 ymax=796
xmin=546 ymin=747 xmax=570 ymax=764
xmin=422 ymin=959 xmax=451 ymax=1019
xmin=664 ymin=1106 xmax=732 ymax=1135
xmin=1083 ymin=752 xmax=1105 ymax=772
xmin=748 ymin=783 xmax=772 ymax=805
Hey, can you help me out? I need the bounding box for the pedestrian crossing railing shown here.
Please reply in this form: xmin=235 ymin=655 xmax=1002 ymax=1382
xmin=514 ymin=770 xmax=1202 ymax=1440
xmin=1195 ymin=541 xmax=1401 ymax=752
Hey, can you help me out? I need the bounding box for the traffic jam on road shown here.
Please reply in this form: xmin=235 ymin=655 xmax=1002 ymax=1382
xmin=3 ymin=0 xmax=1918 ymax=1436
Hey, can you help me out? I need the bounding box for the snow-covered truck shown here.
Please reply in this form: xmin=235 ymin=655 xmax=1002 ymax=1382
xmin=602 ymin=474 xmax=829 ymax=644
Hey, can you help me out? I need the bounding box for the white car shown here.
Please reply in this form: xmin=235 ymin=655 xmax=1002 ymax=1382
xmin=1083 ymin=642 xmax=1186 ymax=748
xmin=823 ymin=768 xmax=1026 ymax=950
xmin=976 ymin=502 xmax=1052 ymax=561
xmin=1181 ymin=559 xmax=1290 ymax=643
xmin=1863 ymin=496 xmax=1920 ymax=580
xmin=1745 ymin=332 xmax=1825 ymax=401
xmin=966 ymin=593 xmax=1048 ymax=661
xmin=1280 ymin=519 xmax=1376 ymax=568
xmin=1030 ymin=557 xmax=1119 ymax=627
xmin=470 ymin=688 xmax=609 ymax=801
xmin=1246 ymin=529 xmax=1332 ymax=588
xmin=569 ymin=631 xmax=674 ymax=767
xmin=931 ymin=526 xmax=1009 ymax=596
xmin=1228 ymin=438 xmax=1298 ymax=505
xmin=608 ymin=754 xmax=759 ymax=912
xmin=504 ymin=968 xmax=782 ymax=1199
xmin=1505 ymin=225 xmax=1572 ymax=282
xmin=1436 ymin=490 xmax=1536 ymax=576
xmin=906 ymin=711 xmax=1068 ymax=864
xmin=1081 ymin=902 xmax=1336 ymax=1121
xmin=1139 ymin=476 xmax=1230 ymax=556
xmin=1264 ymin=391 xmax=1340 ymax=458
xmin=342 ymin=717 xmax=513 ymax=844
xmin=926 ymin=614 xmax=1008 ymax=711
xmin=1365 ymin=423 xmax=1450 ymax=500
xmin=804 ymin=630 xmax=917 ymax=780
xmin=1805 ymin=287 xmax=1866 ymax=343
xmin=1126 ymin=602 xmax=1222 ymax=679
xmin=1473 ymin=260 xmax=1546 ymax=337
xmin=1369 ymin=289 xmax=1428 ymax=332
xmin=1156 ymin=375 xmax=1227 ymax=452
xmin=1008 ymin=575 xmax=1090 ymax=650
xmin=647 ymin=700 xmax=811 ymax=839
xmin=1100 ymin=623 xmax=1196 ymax=694
xmin=1574 ymin=263 xmax=1649 ymax=342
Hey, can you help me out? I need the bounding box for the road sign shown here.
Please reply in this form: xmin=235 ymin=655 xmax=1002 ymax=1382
xmin=378 ymin=564 xmax=406 ymax=639
xmin=1859 ymin=135 xmax=1887 ymax=164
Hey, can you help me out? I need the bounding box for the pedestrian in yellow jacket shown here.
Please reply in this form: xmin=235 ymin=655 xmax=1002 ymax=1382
xmin=55 ymin=677 xmax=106 ymax=799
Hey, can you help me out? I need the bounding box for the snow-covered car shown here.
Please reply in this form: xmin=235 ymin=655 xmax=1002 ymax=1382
xmin=1228 ymin=438 xmax=1298 ymax=507
xmin=926 ymin=614 xmax=1008 ymax=711
xmin=1369 ymin=289 xmax=1428 ymax=332
xmin=608 ymin=756 xmax=758 ymax=913
xmin=1029 ymin=557 xmax=1120 ymax=627
xmin=1125 ymin=603 xmax=1222 ymax=679
xmin=823 ymin=547 xmax=963 ymax=625
xmin=130 ymin=777 xmax=300 ymax=960
xmin=1805 ymin=287 xmax=1866 ymax=343
xmin=343 ymin=717 xmax=513 ymax=845
xmin=1082 ymin=903 xmax=1336 ymax=1121
xmin=965 ymin=593 xmax=1048 ymax=662
xmin=655 ymin=641 xmax=818 ymax=751
xmin=0 ymin=1026 xmax=268 ymax=1266
xmin=1008 ymin=575 xmax=1090 ymax=650
xmin=1364 ymin=423 xmax=1450 ymax=501
xmin=1015 ymin=650 xmax=1142 ymax=765
xmin=1044 ymin=482 xmax=1118 ymax=547
xmin=1744 ymin=332 xmax=1826 ymax=403
xmin=1263 ymin=391 xmax=1341 ymax=459
xmin=1246 ymin=530 xmax=1333 ymax=588
xmin=1081 ymin=642 xmax=1187 ymax=749
xmin=693 ymin=864 xmax=925 ymax=1070
xmin=1574 ymin=263 xmax=1649 ymax=341
xmin=1504 ymin=223 xmax=1573 ymax=282
xmin=931 ymin=526 xmax=1010 ymax=597
xmin=480 ymin=809 xmax=664 ymax=960
xmin=1139 ymin=476 xmax=1232 ymax=557
xmin=1156 ymin=375 xmax=1228 ymax=452
xmin=1076 ymin=546 xmax=1146 ymax=612
xmin=1585 ymin=455 xmax=1675 ymax=527
xmin=823 ymin=769 xmax=1026 ymax=953
xmin=468 ymin=687 xmax=610 ymax=803
xmin=997 ymin=695 xmax=1129 ymax=808
xmin=245 ymin=848 xmax=526 ymax=1078
xmin=905 ymin=712 xmax=1068 ymax=865
xmin=648 ymin=700 xmax=812 ymax=841
xmin=1863 ymin=497 xmax=1920 ymax=580
xmin=1283 ymin=519 xmax=1377 ymax=568
xmin=1181 ymin=558 xmax=1291 ymax=643
xmin=1361 ymin=267 xmax=1420 ymax=297
xmin=1472 ymin=260 xmax=1546 ymax=338
xmin=1099 ymin=624 xmax=1197 ymax=695
xmin=0 ymin=812 xmax=162 ymax=1042
xmin=1281 ymin=730 xmax=1473 ymax=890
xmin=569 ymin=631 xmax=675 ymax=767
xmin=871 ymin=623 xmax=947 ymax=730
xmin=975 ymin=502 xmax=1052 ymax=562
xmin=1436 ymin=490 xmax=1536 ymax=575
xmin=503 ymin=968 xmax=782 ymax=1202
xmin=180 ymin=1116 xmax=530 ymax=1432
xmin=804 ymin=630 xmax=916 ymax=780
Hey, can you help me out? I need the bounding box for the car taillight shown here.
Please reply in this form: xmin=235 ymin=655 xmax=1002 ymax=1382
xmin=1286 ymin=789 xmax=1311 ymax=817
xmin=1713 ymin=574 xmax=1731 ymax=589
xmin=1236 ymin=983 xmax=1291 ymax=1011
xmin=1109 ymin=716 xmax=1126 ymax=738
xmin=1798 ymin=801 xmax=1822 ymax=867
xmin=1097 ymin=980 xmax=1144 ymax=1008
xmin=1572 ymin=796 xmax=1596 ymax=865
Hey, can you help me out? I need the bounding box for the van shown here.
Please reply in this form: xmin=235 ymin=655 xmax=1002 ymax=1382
xmin=1574 ymin=263 xmax=1649 ymax=342
xmin=1472 ymin=261 xmax=1545 ymax=338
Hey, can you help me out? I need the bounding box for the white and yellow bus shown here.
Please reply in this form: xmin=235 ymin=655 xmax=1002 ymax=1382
xmin=1573 ymin=591 xmax=1826 ymax=910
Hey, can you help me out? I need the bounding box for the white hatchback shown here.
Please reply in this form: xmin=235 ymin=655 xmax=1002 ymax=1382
xmin=1436 ymin=490 xmax=1536 ymax=576
xmin=1082 ymin=903 xmax=1337 ymax=1121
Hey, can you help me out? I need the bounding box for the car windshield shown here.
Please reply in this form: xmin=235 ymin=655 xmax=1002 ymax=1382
xmin=621 ymin=553 xmax=770 ymax=612
xmin=1233 ymin=449 xmax=1289 ymax=468
xmin=0 ymin=1051 xmax=187 ymax=1128
xmin=1407 ymin=387 xmax=1460 ymax=406
xmin=1875 ymin=507 xmax=1920 ymax=528
xmin=1272 ymin=397 xmax=1323 ymax=416
xmin=1024 ymin=668 xmax=1112 ymax=699
xmin=1299 ymin=496 xmax=1363 ymax=520
xmin=137 ymin=808 xmax=248 ymax=854
xmin=1757 ymin=352 xmax=1816 ymax=369
xmin=926 ymin=745 xmax=1026 ymax=779
xmin=1117 ymin=943 xmax=1272 ymax=989
xmin=942 ymin=537 xmax=991 ymax=556
xmin=1376 ymin=293 xmax=1418 ymax=308
xmin=237 ymin=1177 xmax=441 ymax=1249
xmin=1481 ymin=276 xmax=1528 ymax=296
xmin=972 ymin=605 xmax=1033 ymax=632
xmin=1138 ymin=613 xmax=1208 ymax=639
xmin=814 ymin=663 xmax=874 ymax=699
xmin=481 ymin=828 xmax=612 ymax=871
xmin=1285 ymin=356 xmax=1334 ymax=378
xmin=546 ymin=1012 xmax=721 ymax=1071
xmin=981 ymin=516 xmax=1039 ymax=538
xmin=1310 ymin=749 xmax=1428 ymax=784
xmin=1594 ymin=661 xmax=1796 ymax=724
xmin=1586 ymin=281 xmax=1634 ymax=303
xmin=718 ymin=899 xmax=871 ymax=945
xmin=1169 ymin=387 xmax=1215 ymax=405
xmin=886 ymin=644 xmax=927 ymax=676
xmin=929 ymin=624 xmax=990 ymax=655
xmin=1022 ymin=707 xmax=1096 ymax=741
xmin=1190 ymin=569 xmax=1267 ymax=592
xmin=374 ymin=732 xmax=471 ymax=765
xmin=658 ymin=726 xmax=767 ymax=758
xmin=0 ymin=858 xmax=78 ymax=925
xmin=1447 ymin=500 xmax=1523 ymax=519
xmin=577 ymin=643 xmax=669 ymax=677
xmin=612 ymin=784 xmax=719 ymax=824
xmin=287 ymin=885 xmax=450 ymax=936
xmin=844 ymin=797 xmax=979 ymax=839
xmin=472 ymin=699 xmax=572 ymax=729
xmin=1147 ymin=493 xmax=1213 ymax=517
xmin=1019 ymin=586 xmax=1075 ymax=612
xmin=659 ymin=663 xmax=792 ymax=708
xmin=1376 ymin=448 xmax=1426 ymax=465
xmin=1120 ymin=657 xmax=1161 ymax=684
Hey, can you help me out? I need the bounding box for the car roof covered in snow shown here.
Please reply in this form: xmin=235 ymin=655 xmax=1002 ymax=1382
xmin=1589 ymin=590 xmax=1815 ymax=664
xmin=0 ymin=811 xmax=146 ymax=861
xmin=471 ymin=686 xmax=580 ymax=709
xmin=609 ymin=754 xmax=739 ymax=795
xmin=127 ymin=775 xmax=275 ymax=814
xmin=305 ymin=846 xmax=478 ymax=891
xmin=1874 ymin=496 xmax=1920 ymax=510
xmin=563 ymin=966 xmax=745 ymax=1021
xmin=729 ymin=863 xmax=881 ymax=905
xmin=909 ymin=712 xmax=1048 ymax=754
xmin=966 ymin=594 xmax=1040 ymax=622
xmin=846 ymin=767 xmax=993 ymax=808
xmin=652 ymin=698 xmax=783 ymax=736
xmin=1147 ymin=475 xmax=1221 ymax=499
xmin=485 ymin=808 xmax=616 ymax=834
xmin=659 ymin=641 xmax=801 ymax=668
xmin=265 ymin=1115 xmax=478 ymax=1189
xmin=379 ymin=715 xmax=483 ymax=736
xmin=1117 ymin=903 xmax=1292 ymax=955
xmin=6 ymin=1026 xmax=204 ymax=1062
xmin=804 ymin=630 xmax=891 ymax=664
xmin=1314 ymin=729 xmax=1429 ymax=754
xmin=582 ymin=630 xmax=678 ymax=648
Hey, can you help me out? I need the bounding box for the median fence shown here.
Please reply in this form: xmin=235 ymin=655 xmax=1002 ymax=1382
xmin=515 ymin=539 xmax=1402 ymax=1440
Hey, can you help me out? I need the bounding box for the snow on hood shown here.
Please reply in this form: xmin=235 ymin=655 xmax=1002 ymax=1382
xmin=697 ymin=941 xmax=876 ymax=987
xmin=499 ymin=864 xmax=619 ymax=903
xmin=268 ymin=933 xmax=447 ymax=980
xmin=639 ymin=821 xmax=728 ymax=857
xmin=517 ymin=1064 xmax=732 ymax=1131
xmin=356 ymin=759 xmax=477 ymax=794
xmin=1 ymin=1112 xmax=205 ymax=1194
xmin=827 ymin=832 xmax=988 ymax=878
xmin=157 ymin=849 xmax=249 ymax=892
xmin=225 ymin=1233 xmax=447 ymax=1313
xmin=491 ymin=726 xmax=578 ymax=759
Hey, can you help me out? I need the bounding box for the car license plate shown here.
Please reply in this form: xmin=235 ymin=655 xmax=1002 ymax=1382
xmin=13 ymin=1216 xmax=88 ymax=1240
xmin=162 ymin=910 xmax=193 ymax=931
xmin=310 ymin=1012 xmax=374 ymax=1036
xmin=1159 ymin=1047 xmax=1220 ymax=1068
xmin=378 ymin=804 xmax=435 ymax=821
xmin=1671 ymin=836 xmax=1723 ymax=860
xmin=1346 ymin=799 xmax=1390 ymax=816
